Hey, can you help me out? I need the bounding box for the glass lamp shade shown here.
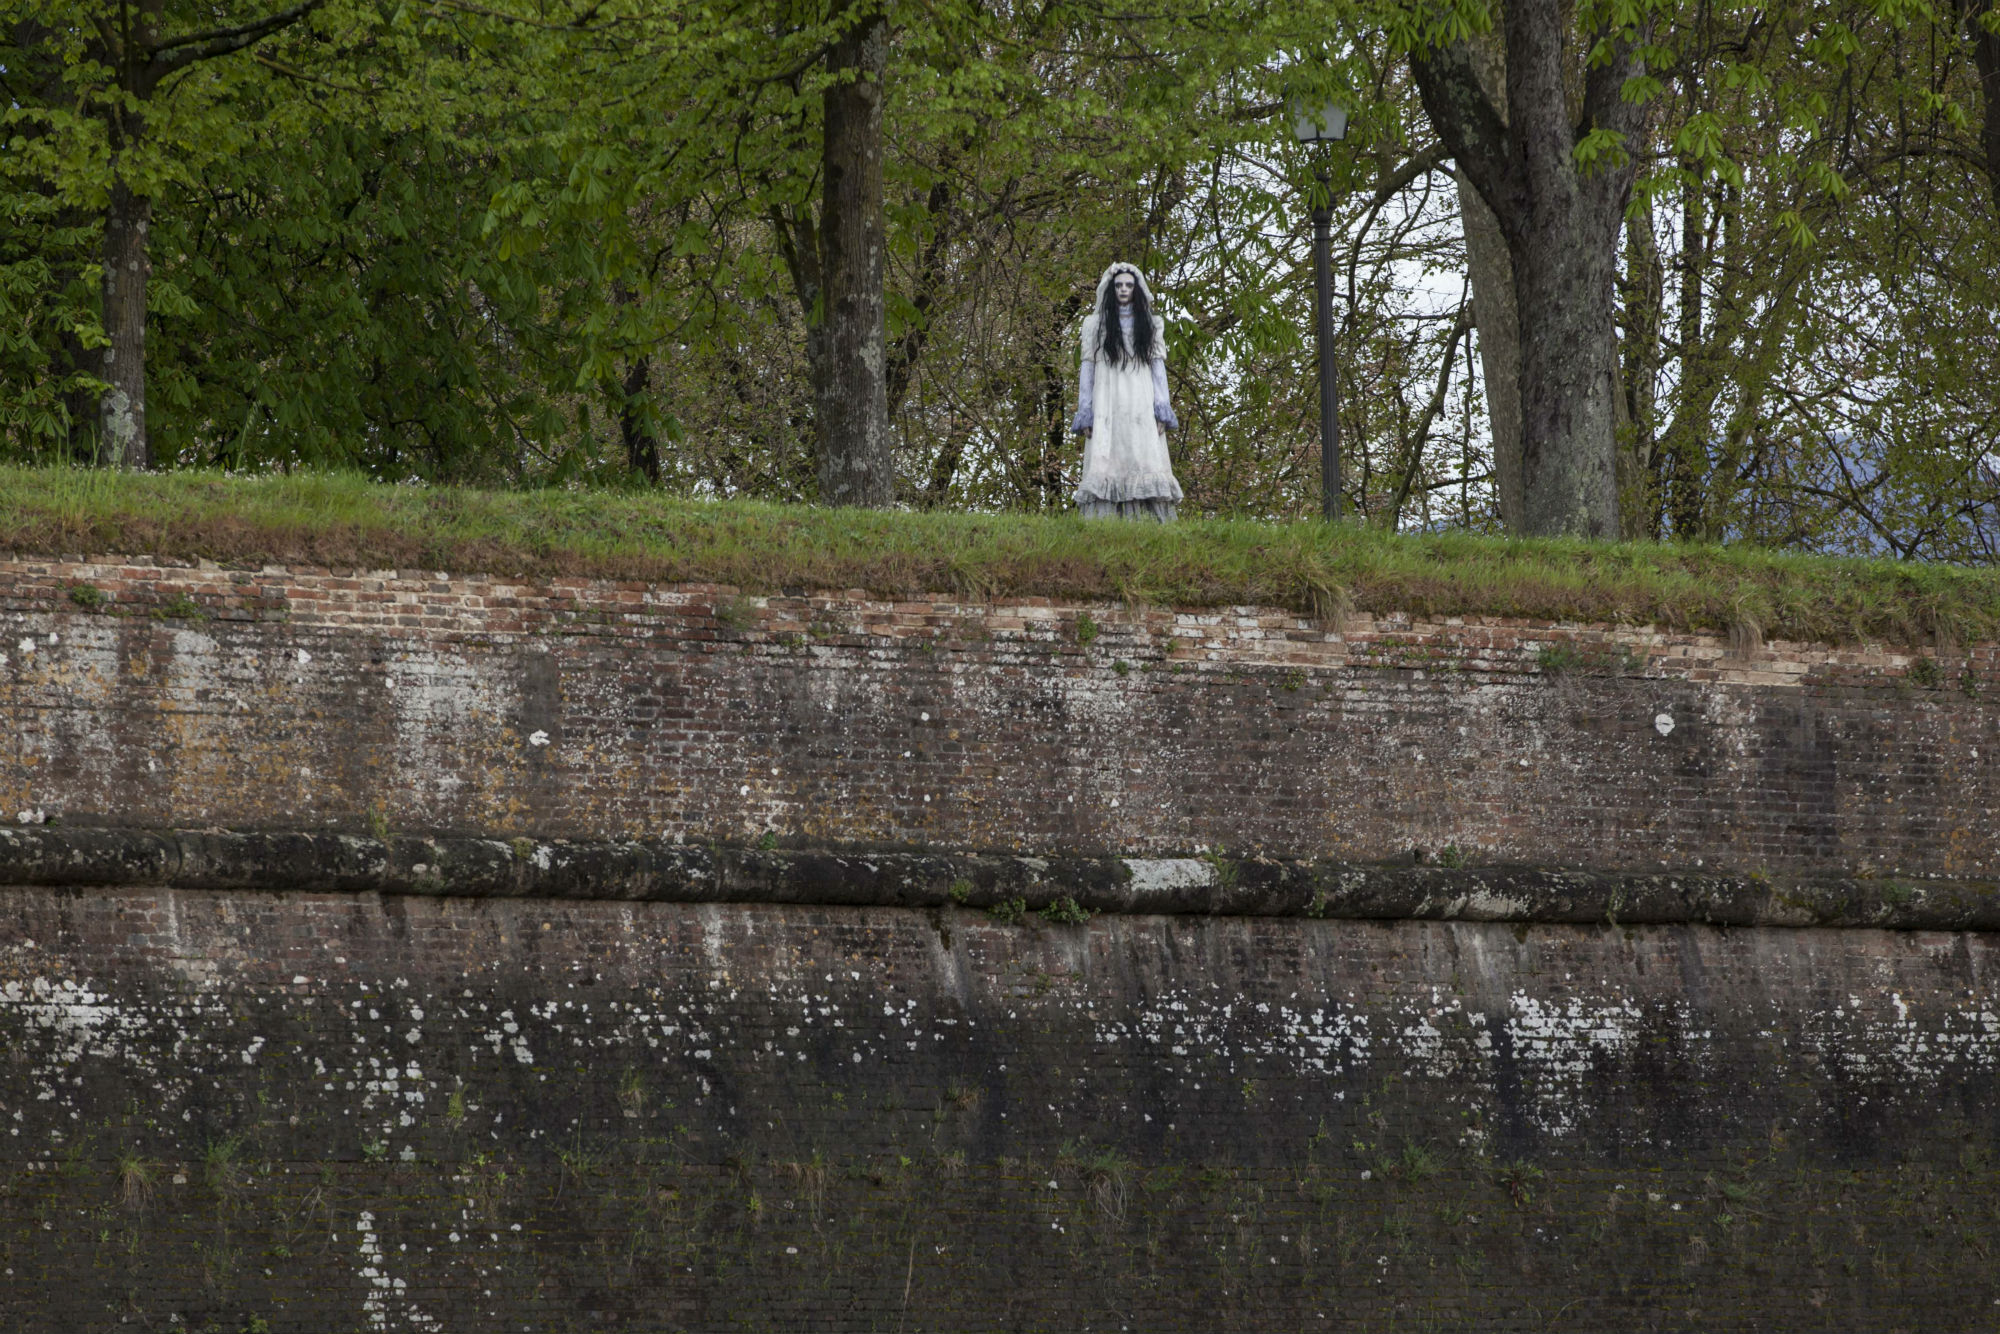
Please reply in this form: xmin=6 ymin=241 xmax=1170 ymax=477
xmin=1289 ymin=100 xmax=1349 ymax=143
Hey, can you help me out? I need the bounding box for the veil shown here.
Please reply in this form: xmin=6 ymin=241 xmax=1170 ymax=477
xmin=1089 ymin=261 xmax=1162 ymax=364
xmin=1091 ymin=261 xmax=1159 ymax=312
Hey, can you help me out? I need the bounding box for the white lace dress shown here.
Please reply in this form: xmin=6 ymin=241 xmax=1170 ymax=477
xmin=1072 ymin=309 xmax=1183 ymax=521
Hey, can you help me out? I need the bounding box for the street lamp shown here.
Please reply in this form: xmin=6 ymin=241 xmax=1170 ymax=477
xmin=1291 ymin=99 xmax=1347 ymax=521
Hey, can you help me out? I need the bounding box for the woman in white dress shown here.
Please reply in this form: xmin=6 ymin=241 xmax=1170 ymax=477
xmin=1071 ymin=262 xmax=1184 ymax=520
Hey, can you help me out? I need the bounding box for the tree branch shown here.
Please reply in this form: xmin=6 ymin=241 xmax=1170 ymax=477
xmin=250 ymin=51 xmax=369 ymax=94
xmin=1580 ymin=23 xmax=1649 ymax=141
xmin=148 ymin=0 xmax=328 ymax=80
xmin=886 ymin=177 xmax=952 ymax=420
xmin=1409 ymin=40 xmax=1524 ymax=232
xmin=417 ymin=0 xmax=620 ymax=32
xmin=1388 ymin=300 xmax=1475 ymax=523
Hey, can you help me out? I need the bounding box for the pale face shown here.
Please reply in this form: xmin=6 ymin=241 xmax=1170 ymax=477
xmin=1113 ymin=273 xmax=1136 ymax=306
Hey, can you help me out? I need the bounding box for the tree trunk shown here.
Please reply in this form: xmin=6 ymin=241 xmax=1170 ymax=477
xmin=79 ymin=0 xmax=323 ymax=471
xmin=1973 ymin=2 xmax=2000 ymax=215
xmin=1513 ymin=231 xmax=1620 ymax=536
xmin=1457 ymin=181 xmax=1524 ymax=530
xmin=1663 ymin=174 xmax=1709 ymax=538
xmin=98 ymin=180 xmax=153 ymax=470
xmin=1411 ymin=0 xmax=1648 ymax=538
xmin=1452 ymin=27 xmax=1524 ymax=531
xmin=617 ymin=356 xmax=660 ymax=483
xmin=814 ymin=7 xmax=893 ymax=507
xmin=1617 ymin=196 xmax=1664 ymax=539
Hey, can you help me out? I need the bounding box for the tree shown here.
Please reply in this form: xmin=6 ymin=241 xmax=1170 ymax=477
xmin=812 ymin=4 xmax=893 ymax=505
xmin=1446 ymin=23 xmax=1523 ymax=529
xmin=6 ymin=0 xmax=333 ymax=469
xmin=1406 ymin=0 xmax=1654 ymax=537
xmin=1970 ymin=0 xmax=2000 ymax=214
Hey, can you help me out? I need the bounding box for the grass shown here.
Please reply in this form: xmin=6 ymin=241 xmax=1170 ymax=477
xmin=2 ymin=464 xmax=1995 ymax=648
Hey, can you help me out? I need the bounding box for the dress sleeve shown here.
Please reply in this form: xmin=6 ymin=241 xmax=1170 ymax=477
xmin=1150 ymin=353 xmax=1178 ymax=430
xmin=1072 ymin=319 xmax=1096 ymax=433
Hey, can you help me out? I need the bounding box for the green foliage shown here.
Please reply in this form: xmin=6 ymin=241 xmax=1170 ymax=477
xmin=67 ymin=583 xmax=106 ymax=610
xmin=1038 ymin=895 xmax=1093 ymax=926
xmin=986 ymin=896 xmax=1028 ymax=925
xmin=1400 ymin=1140 xmax=1442 ymax=1183
xmin=115 ymin=1152 xmax=154 ymax=1210
xmin=0 ymin=0 xmax=1994 ymax=559
xmin=1494 ymin=1159 xmax=1544 ymax=1208
xmin=1535 ymin=643 xmax=1588 ymax=674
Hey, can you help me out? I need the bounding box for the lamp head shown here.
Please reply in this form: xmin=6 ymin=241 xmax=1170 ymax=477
xmin=1289 ymin=99 xmax=1349 ymax=143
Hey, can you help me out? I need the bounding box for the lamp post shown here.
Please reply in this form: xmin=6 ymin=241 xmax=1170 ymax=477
xmin=1291 ymin=100 xmax=1348 ymax=520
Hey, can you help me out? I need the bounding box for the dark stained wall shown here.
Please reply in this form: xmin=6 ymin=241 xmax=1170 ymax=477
xmin=1 ymin=557 xmax=1997 ymax=1332
xmin=5 ymin=888 xmax=1999 ymax=1332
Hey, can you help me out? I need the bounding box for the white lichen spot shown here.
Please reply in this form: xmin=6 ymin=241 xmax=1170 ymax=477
xmin=1501 ymin=992 xmax=1644 ymax=1136
xmin=1124 ymin=859 xmax=1217 ymax=899
xmin=354 ymin=1210 xmax=442 ymax=1332
xmin=1654 ymin=713 xmax=1675 ymax=736
xmin=528 ymin=730 xmax=550 ymax=747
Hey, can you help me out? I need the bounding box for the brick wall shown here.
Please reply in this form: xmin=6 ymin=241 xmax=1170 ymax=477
xmin=5 ymin=887 xmax=1999 ymax=1332
xmin=1 ymin=556 xmax=1995 ymax=874
xmin=2 ymin=555 xmax=1998 ymax=1331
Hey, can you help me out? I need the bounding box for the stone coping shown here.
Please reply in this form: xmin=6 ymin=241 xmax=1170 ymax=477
xmin=2 ymin=825 xmax=1993 ymax=931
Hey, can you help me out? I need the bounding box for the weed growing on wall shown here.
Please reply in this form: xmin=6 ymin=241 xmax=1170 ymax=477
xmin=1038 ymin=896 xmax=1092 ymax=926
xmin=115 ymin=1153 xmax=154 ymax=1210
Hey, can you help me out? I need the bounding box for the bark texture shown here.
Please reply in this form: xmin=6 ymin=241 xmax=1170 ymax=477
xmin=1974 ymin=2 xmax=2000 ymax=216
xmin=814 ymin=9 xmax=894 ymax=507
xmin=1664 ymin=175 xmax=1711 ymax=538
xmin=1617 ymin=207 xmax=1664 ymax=540
xmin=1456 ymin=178 xmax=1523 ymax=529
xmin=1411 ymin=0 xmax=1649 ymax=538
xmin=1452 ymin=28 xmax=1525 ymax=530
xmin=98 ymin=181 xmax=153 ymax=470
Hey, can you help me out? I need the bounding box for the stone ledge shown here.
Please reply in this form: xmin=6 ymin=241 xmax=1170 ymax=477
xmin=1 ymin=825 xmax=1992 ymax=930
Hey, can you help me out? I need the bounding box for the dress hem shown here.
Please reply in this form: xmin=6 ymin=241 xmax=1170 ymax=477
xmin=1075 ymin=474 xmax=1185 ymax=504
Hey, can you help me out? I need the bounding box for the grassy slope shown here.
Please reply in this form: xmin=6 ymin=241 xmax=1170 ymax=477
xmin=1 ymin=465 xmax=1993 ymax=649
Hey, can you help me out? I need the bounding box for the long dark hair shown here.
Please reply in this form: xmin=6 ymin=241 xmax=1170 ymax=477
xmin=1096 ymin=269 xmax=1155 ymax=366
